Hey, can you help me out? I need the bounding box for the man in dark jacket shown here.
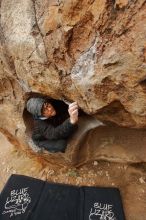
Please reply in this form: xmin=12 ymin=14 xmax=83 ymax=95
xmin=26 ymin=97 xmax=78 ymax=153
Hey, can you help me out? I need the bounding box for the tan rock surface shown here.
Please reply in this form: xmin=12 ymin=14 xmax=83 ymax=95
xmin=1 ymin=0 xmax=146 ymax=128
xmin=0 ymin=0 xmax=146 ymax=166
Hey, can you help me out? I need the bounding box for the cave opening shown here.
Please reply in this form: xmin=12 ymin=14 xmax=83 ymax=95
xmin=23 ymin=92 xmax=86 ymax=152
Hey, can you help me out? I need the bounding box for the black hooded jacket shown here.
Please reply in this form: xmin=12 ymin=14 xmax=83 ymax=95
xmin=27 ymin=98 xmax=78 ymax=143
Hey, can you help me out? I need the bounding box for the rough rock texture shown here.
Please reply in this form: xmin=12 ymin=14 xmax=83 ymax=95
xmin=1 ymin=0 xmax=146 ymax=125
xmin=1 ymin=2 xmax=146 ymax=218
xmin=0 ymin=0 xmax=146 ymax=165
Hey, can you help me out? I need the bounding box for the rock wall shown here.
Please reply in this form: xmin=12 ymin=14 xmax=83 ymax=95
xmin=0 ymin=0 xmax=146 ymax=165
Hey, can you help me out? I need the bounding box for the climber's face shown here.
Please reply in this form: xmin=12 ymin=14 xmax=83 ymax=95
xmin=42 ymin=102 xmax=56 ymax=117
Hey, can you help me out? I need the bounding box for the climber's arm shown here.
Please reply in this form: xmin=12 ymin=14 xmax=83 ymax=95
xmin=40 ymin=118 xmax=78 ymax=140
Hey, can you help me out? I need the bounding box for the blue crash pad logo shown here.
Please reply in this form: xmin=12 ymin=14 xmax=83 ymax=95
xmin=2 ymin=187 xmax=31 ymax=218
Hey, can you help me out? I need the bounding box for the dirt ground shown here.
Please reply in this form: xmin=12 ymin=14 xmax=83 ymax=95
xmin=0 ymin=132 xmax=146 ymax=220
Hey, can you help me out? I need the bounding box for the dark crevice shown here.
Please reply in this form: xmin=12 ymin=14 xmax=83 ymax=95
xmin=95 ymin=100 xmax=136 ymax=128
xmin=23 ymin=92 xmax=69 ymax=146
xmin=131 ymin=162 xmax=146 ymax=172
xmin=103 ymin=61 xmax=119 ymax=68
xmin=23 ymin=92 xmax=86 ymax=142
xmin=45 ymin=30 xmax=53 ymax=36
xmin=31 ymin=0 xmax=48 ymax=61
xmin=139 ymin=78 xmax=146 ymax=92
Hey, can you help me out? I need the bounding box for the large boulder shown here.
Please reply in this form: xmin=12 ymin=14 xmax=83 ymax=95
xmin=0 ymin=0 xmax=146 ymax=165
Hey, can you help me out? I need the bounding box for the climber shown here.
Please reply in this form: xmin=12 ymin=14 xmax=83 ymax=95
xmin=26 ymin=97 xmax=79 ymax=153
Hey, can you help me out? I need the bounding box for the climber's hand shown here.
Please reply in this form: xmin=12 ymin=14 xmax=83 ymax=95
xmin=68 ymin=102 xmax=79 ymax=124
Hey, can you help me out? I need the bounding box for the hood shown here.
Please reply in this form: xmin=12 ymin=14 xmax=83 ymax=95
xmin=26 ymin=98 xmax=45 ymax=116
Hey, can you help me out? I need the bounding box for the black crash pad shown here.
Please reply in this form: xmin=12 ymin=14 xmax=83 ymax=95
xmin=0 ymin=174 xmax=125 ymax=220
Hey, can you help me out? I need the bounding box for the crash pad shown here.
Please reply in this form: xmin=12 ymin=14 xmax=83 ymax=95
xmin=0 ymin=174 xmax=125 ymax=220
